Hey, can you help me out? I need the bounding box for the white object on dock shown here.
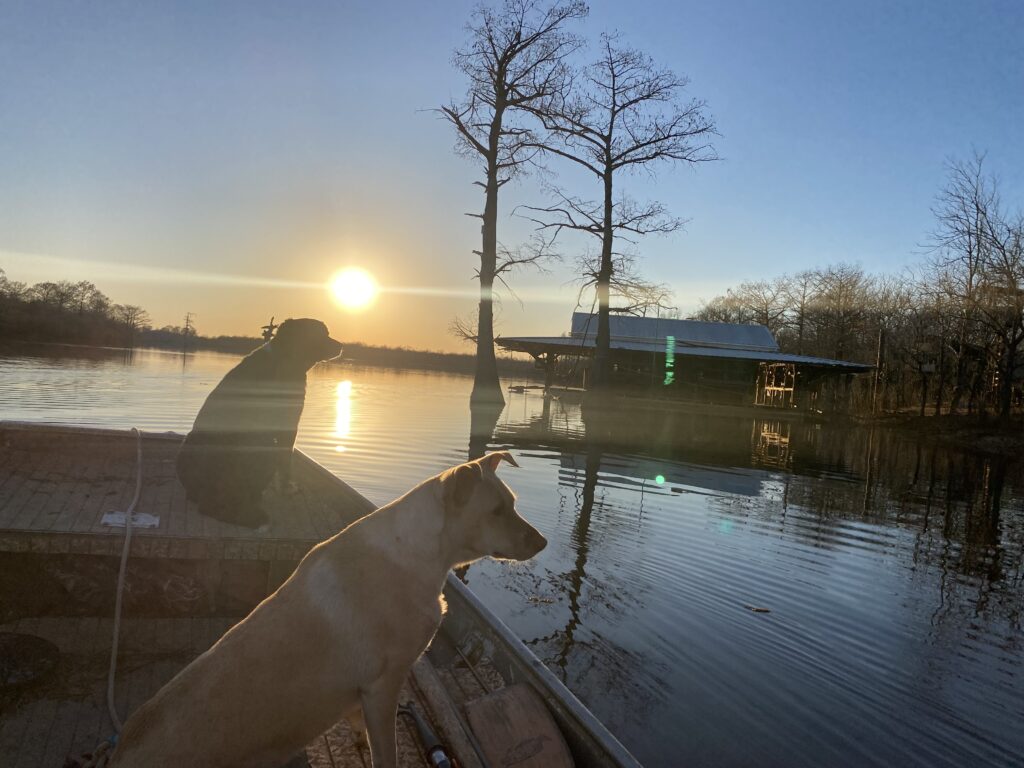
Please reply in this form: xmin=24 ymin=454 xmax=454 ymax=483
xmin=101 ymin=511 xmax=160 ymax=529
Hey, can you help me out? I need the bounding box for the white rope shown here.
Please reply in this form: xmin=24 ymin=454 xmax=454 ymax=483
xmin=106 ymin=427 xmax=143 ymax=734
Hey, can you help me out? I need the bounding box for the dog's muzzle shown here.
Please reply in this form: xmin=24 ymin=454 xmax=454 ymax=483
xmin=324 ymin=339 xmax=344 ymax=361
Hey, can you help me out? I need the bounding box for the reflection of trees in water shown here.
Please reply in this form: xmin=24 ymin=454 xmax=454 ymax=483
xmin=489 ymin=396 xmax=671 ymax=727
xmin=494 ymin=392 xmax=1024 ymax=735
xmin=529 ymin=444 xmax=600 ymax=674
xmin=754 ymin=427 xmax=1023 ymax=636
xmin=467 ymin=399 xmax=503 ymax=461
xmin=523 ymin=439 xmax=670 ymax=735
xmin=0 ymin=341 xmax=138 ymax=369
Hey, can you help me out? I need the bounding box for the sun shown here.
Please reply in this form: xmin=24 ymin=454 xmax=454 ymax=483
xmin=328 ymin=268 xmax=378 ymax=310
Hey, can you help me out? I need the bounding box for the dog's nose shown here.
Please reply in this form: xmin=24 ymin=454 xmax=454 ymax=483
xmin=526 ymin=529 xmax=547 ymax=555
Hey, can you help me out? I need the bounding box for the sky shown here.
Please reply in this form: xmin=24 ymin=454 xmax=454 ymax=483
xmin=1 ymin=0 xmax=1021 ymax=351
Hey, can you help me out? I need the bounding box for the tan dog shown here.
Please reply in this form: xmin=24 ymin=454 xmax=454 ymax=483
xmin=109 ymin=452 xmax=545 ymax=768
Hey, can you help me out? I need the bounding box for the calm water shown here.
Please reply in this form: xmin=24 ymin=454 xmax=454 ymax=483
xmin=1 ymin=344 xmax=1022 ymax=767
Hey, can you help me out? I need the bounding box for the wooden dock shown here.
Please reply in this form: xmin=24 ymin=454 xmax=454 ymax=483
xmin=0 ymin=423 xmax=448 ymax=767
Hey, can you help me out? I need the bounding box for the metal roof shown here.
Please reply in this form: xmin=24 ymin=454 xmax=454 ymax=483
xmin=497 ymin=334 xmax=873 ymax=372
xmin=570 ymin=312 xmax=779 ymax=352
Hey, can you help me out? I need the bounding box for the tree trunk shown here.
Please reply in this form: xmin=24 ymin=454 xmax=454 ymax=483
xmin=949 ymin=320 xmax=968 ymax=414
xmin=472 ymin=262 xmax=503 ymax=406
xmin=998 ymin=342 xmax=1018 ymax=419
xmin=590 ymin=172 xmax=615 ymax=396
xmin=471 ymin=107 xmax=506 ymax=407
xmin=934 ymin=342 xmax=946 ymax=416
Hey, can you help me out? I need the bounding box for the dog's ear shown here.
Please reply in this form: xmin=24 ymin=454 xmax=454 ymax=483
xmin=272 ymin=319 xmax=297 ymax=343
xmin=477 ymin=451 xmax=519 ymax=472
xmin=443 ymin=462 xmax=483 ymax=509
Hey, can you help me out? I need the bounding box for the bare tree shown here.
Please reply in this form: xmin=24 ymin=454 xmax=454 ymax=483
xmin=441 ymin=0 xmax=586 ymax=405
xmin=69 ymin=281 xmax=110 ymax=315
xmin=780 ymin=270 xmax=820 ymax=354
xmin=113 ymin=304 xmax=151 ymax=346
xmin=448 ymin=313 xmax=480 ymax=344
xmin=731 ymin=278 xmax=788 ymax=335
xmin=814 ymin=263 xmax=873 ymax=360
xmin=0 ymin=269 xmax=28 ymax=301
xmin=693 ymin=292 xmax=745 ymax=324
xmin=927 ymin=153 xmax=997 ymax=413
xmin=522 ymin=33 xmax=716 ymax=392
xmin=972 ymin=208 xmax=1024 ymax=417
xmin=611 ymin=276 xmax=676 ymax=317
xmin=29 ymin=280 xmax=77 ymax=311
xmin=568 ymin=248 xmax=676 ymax=318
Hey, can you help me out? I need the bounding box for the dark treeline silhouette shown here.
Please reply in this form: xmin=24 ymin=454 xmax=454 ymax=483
xmin=0 ymin=270 xmax=536 ymax=377
xmin=0 ymin=271 xmax=150 ymax=347
xmin=694 ymin=154 xmax=1024 ymax=420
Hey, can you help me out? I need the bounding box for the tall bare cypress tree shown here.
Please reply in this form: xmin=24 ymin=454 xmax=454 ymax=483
xmin=523 ymin=34 xmax=717 ymax=394
xmin=441 ymin=0 xmax=587 ymax=406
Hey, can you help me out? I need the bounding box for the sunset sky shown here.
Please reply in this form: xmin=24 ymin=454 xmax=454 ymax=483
xmin=2 ymin=0 xmax=1021 ymax=352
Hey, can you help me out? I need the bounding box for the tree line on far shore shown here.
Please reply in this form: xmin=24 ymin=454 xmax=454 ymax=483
xmin=0 ymin=271 xmax=260 ymax=353
xmin=693 ymin=153 xmax=1024 ymax=420
xmin=0 ymin=270 xmax=535 ymax=376
xmin=0 ymin=272 xmax=154 ymax=348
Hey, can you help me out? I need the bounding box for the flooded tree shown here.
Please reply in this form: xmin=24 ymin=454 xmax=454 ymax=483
xmin=441 ymin=0 xmax=587 ymax=406
xmin=522 ymin=33 xmax=717 ymax=394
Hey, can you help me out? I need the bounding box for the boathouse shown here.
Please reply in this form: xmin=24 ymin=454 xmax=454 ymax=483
xmin=497 ymin=312 xmax=872 ymax=411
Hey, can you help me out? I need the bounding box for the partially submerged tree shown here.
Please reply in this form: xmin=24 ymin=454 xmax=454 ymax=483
xmin=441 ymin=0 xmax=587 ymax=406
xmin=523 ymin=34 xmax=716 ymax=393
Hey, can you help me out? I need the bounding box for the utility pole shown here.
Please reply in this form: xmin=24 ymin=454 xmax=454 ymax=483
xmin=182 ymin=313 xmax=194 ymax=354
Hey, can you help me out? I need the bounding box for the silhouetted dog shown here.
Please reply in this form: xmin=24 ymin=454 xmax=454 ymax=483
xmin=176 ymin=318 xmax=342 ymax=527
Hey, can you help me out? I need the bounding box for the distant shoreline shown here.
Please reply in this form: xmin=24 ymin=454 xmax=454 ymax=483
xmin=0 ymin=336 xmax=540 ymax=379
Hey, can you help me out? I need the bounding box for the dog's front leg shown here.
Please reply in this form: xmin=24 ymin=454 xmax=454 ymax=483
xmin=359 ymin=673 xmax=403 ymax=768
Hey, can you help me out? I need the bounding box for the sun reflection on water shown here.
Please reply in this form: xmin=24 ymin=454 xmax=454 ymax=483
xmin=334 ymin=380 xmax=352 ymax=452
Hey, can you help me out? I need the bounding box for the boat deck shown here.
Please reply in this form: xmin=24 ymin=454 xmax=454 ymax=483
xmin=0 ymin=424 xmax=372 ymax=562
xmin=0 ymin=615 xmax=441 ymax=767
xmin=0 ymin=424 xmax=454 ymax=768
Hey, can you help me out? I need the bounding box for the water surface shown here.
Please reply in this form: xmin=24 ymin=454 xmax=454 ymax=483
xmin=1 ymin=344 xmax=1021 ymax=767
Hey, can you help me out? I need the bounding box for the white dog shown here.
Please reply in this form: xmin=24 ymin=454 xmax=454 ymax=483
xmin=109 ymin=451 xmax=546 ymax=768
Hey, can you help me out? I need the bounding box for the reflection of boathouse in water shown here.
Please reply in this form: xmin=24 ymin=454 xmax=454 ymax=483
xmin=498 ymin=312 xmax=873 ymax=413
